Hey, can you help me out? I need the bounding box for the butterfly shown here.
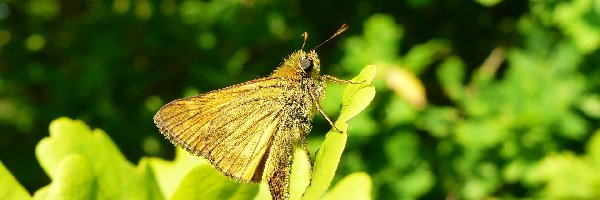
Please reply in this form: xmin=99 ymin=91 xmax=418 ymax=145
xmin=154 ymin=24 xmax=350 ymax=200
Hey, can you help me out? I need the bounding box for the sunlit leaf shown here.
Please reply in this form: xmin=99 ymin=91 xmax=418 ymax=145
xmin=170 ymin=165 xmax=259 ymax=200
xmin=303 ymin=65 xmax=376 ymax=199
xmin=322 ymin=173 xmax=372 ymax=200
xmin=0 ymin=161 xmax=31 ymax=200
xmin=35 ymin=117 xmax=162 ymax=199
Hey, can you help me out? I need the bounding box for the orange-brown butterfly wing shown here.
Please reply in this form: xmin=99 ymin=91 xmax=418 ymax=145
xmin=153 ymin=77 xmax=298 ymax=183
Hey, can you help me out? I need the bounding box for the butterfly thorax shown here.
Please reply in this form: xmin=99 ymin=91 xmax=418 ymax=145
xmin=270 ymin=50 xmax=326 ymax=136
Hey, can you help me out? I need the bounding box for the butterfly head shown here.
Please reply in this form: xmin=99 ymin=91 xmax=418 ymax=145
xmin=300 ymin=50 xmax=321 ymax=78
xmin=272 ymin=24 xmax=347 ymax=79
xmin=272 ymin=50 xmax=321 ymax=79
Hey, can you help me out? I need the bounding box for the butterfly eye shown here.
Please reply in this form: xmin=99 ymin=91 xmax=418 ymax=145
xmin=300 ymin=58 xmax=313 ymax=72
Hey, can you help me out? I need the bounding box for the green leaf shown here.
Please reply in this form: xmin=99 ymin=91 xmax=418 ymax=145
xmin=302 ymin=65 xmax=376 ymax=199
xmin=403 ymin=39 xmax=451 ymax=74
xmin=475 ymin=0 xmax=502 ymax=7
xmin=552 ymin=0 xmax=600 ymax=53
xmin=525 ymin=152 xmax=600 ymax=199
xmin=33 ymin=155 xmax=96 ymax=200
xmin=587 ymin=129 xmax=600 ymax=167
xmin=290 ymin=147 xmax=312 ymax=200
xmin=523 ymin=130 xmax=600 ymax=199
xmin=35 ymin=117 xmax=163 ymax=199
xmin=321 ymin=172 xmax=372 ymax=200
xmin=147 ymin=147 xmax=208 ymax=198
xmin=170 ymin=164 xmax=259 ymax=200
xmin=339 ymin=65 xmax=377 ymax=125
xmin=252 ymin=184 xmax=272 ymax=200
xmin=0 ymin=161 xmax=31 ymax=200
xmin=437 ymin=56 xmax=466 ymax=102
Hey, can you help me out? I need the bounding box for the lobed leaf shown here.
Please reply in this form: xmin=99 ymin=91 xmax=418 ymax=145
xmin=33 ymin=155 xmax=96 ymax=200
xmin=35 ymin=117 xmax=162 ymax=199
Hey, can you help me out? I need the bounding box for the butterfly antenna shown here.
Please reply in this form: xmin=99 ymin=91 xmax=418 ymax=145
xmin=313 ymin=24 xmax=348 ymax=50
xmin=301 ymin=32 xmax=308 ymax=50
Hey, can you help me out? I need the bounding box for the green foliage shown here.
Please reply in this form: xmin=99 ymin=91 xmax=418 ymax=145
xmin=335 ymin=2 xmax=597 ymax=199
xmin=524 ymin=130 xmax=600 ymax=199
xmin=340 ymin=15 xmax=439 ymax=199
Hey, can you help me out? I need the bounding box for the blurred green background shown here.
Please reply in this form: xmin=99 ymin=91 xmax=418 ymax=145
xmin=1 ymin=0 xmax=600 ymax=199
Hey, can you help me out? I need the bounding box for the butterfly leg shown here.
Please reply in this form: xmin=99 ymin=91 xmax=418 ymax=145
xmin=309 ymin=91 xmax=343 ymax=133
xmin=299 ymin=135 xmax=313 ymax=179
xmin=322 ymin=74 xmax=364 ymax=84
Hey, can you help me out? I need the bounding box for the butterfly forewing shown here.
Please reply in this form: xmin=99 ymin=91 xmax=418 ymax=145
xmin=154 ymin=77 xmax=302 ymax=183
